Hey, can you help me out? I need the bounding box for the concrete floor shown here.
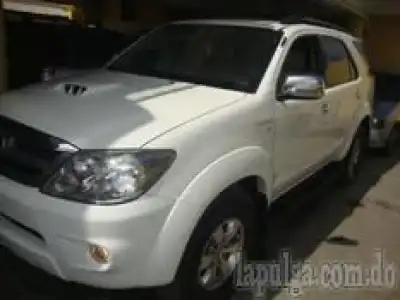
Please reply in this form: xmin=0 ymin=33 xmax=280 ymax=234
xmin=272 ymin=149 xmax=400 ymax=300
xmin=1 ymin=151 xmax=399 ymax=300
xmin=237 ymin=149 xmax=400 ymax=300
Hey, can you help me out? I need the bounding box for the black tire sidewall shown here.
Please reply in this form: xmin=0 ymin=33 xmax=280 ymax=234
xmin=341 ymin=127 xmax=366 ymax=184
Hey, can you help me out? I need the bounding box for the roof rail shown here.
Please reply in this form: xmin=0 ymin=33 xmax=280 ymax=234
xmin=281 ymin=16 xmax=349 ymax=33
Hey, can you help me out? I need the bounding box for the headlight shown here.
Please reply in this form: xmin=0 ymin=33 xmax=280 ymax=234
xmin=42 ymin=149 xmax=176 ymax=204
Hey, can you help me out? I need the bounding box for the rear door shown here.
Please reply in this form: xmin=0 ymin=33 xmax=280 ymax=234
xmin=318 ymin=35 xmax=361 ymax=151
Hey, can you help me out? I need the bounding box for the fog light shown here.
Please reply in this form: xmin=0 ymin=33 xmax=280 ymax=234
xmin=89 ymin=244 xmax=110 ymax=264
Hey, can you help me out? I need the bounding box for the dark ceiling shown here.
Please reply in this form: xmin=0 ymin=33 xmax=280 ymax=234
xmin=160 ymin=0 xmax=355 ymax=23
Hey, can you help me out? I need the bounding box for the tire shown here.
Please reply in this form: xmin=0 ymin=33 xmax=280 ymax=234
xmin=156 ymin=187 xmax=257 ymax=300
xmin=338 ymin=126 xmax=367 ymax=185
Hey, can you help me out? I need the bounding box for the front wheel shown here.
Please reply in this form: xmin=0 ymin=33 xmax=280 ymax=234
xmin=156 ymin=187 xmax=257 ymax=300
xmin=338 ymin=126 xmax=367 ymax=185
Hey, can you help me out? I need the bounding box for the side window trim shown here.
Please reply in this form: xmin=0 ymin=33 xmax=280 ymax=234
xmin=318 ymin=35 xmax=360 ymax=89
xmin=343 ymin=40 xmax=360 ymax=81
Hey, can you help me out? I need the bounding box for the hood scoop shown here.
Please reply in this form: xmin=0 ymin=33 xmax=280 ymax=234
xmin=62 ymin=83 xmax=88 ymax=96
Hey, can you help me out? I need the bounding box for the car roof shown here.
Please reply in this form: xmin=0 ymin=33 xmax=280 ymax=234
xmin=174 ymin=19 xmax=356 ymax=39
xmin=174 ymin=19 xmax=286 ymax=31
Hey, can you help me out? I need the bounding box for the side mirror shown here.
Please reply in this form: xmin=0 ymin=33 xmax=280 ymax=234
xmin=279 ymin=74 xmax=325 ymax=100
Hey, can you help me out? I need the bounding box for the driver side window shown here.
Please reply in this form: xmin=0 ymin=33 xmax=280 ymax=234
xmin=278 ymin=35 xmax=324 ymax=89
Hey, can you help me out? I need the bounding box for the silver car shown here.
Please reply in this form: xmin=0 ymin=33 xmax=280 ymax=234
xmin=370 ymin=73 xmax=400 ymax=153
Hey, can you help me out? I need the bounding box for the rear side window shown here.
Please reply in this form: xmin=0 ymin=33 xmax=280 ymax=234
xmin=319 ymin=36 xmax=358 ymax=88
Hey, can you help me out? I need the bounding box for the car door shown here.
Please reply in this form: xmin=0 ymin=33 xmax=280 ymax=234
xmin=272 ymin=35 xmax=333 ymax=197
xmin=318 ymin=35 xmax=361 ymax=151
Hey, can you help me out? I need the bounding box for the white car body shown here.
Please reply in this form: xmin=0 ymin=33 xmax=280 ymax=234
xmin=0 ymin=19 xmax=372 ymax=289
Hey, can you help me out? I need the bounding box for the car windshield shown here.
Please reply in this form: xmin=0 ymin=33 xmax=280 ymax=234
xmin=107 ymin=24 xmax=282 ymax=93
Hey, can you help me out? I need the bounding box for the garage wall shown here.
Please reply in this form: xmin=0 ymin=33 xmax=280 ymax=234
xmin=102 ymin=0 xmax=166 ymax=32
xmin=365 ymin=16 xmax=400 ymax=73
xmin=33 ymin=0 xmax=166 ymax=31
xmin=0 ymin=1 xmax=6 ymax=93
xmin=348 ymin=16 xmax=365 ymax=38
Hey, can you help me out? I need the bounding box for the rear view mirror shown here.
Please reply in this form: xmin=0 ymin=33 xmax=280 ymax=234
xmin=279 ymin=74 xmax=325 ymax=100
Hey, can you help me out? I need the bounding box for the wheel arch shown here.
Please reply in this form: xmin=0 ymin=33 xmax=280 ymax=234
xmin=337 ymin=113 xmax=371 ymax=161
xmin=143 ymin=146 xmax=272 ymax=285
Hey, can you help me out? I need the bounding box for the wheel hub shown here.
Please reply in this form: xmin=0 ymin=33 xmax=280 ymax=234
xmin=198 ymin=219 xmax=245 ymax=291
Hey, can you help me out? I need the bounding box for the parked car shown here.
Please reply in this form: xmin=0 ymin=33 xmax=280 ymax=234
xmin=6 ymin=18 xmax=131 ymax=89
xmin=0 ymin=19 xmax=372 ymax=300
xmin=38 ymin=25 xmax=140 ymax=82
xmin=369 ymin=72 xmax=400 ymax=153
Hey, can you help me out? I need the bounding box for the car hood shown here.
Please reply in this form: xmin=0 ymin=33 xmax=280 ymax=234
xmin=0 ymin=70 xmax=245 ymax=149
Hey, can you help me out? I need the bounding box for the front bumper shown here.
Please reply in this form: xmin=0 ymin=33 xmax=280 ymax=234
xmin=0 ymin=175 xmax=176 ymax=289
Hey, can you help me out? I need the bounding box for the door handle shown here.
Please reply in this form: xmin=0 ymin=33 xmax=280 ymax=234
xmin=321 ymin=103 xmax=329 ymax=114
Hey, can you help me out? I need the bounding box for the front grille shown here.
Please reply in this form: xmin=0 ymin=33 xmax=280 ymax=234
xmin=0 ymin=116 xmax=77 ymax=187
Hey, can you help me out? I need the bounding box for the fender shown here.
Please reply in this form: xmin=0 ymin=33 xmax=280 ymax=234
xmin=336 ymin=100 xmax=371 ymax=161
xmin=143 ymin=146 xmax=273 ymax=285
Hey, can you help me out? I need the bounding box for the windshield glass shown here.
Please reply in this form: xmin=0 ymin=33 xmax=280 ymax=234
xmin=108 ymin=24 xmax=282 ymax=93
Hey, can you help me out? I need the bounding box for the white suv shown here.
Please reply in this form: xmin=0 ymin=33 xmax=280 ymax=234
xmin=0 ymin=19 xmax=372 ymax=299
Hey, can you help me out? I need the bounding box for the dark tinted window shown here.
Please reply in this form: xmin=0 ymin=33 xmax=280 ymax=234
xmin=278 ymin=35 xmax=324 ymax=86
xmin=108 ymin=24 xmax=282 ymax=93
xmin=319 ymin=36 xmax=358 ymax=87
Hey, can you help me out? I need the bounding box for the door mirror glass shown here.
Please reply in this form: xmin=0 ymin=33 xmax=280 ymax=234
xmin=279 ymin=74 xmax=325 ymax=100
